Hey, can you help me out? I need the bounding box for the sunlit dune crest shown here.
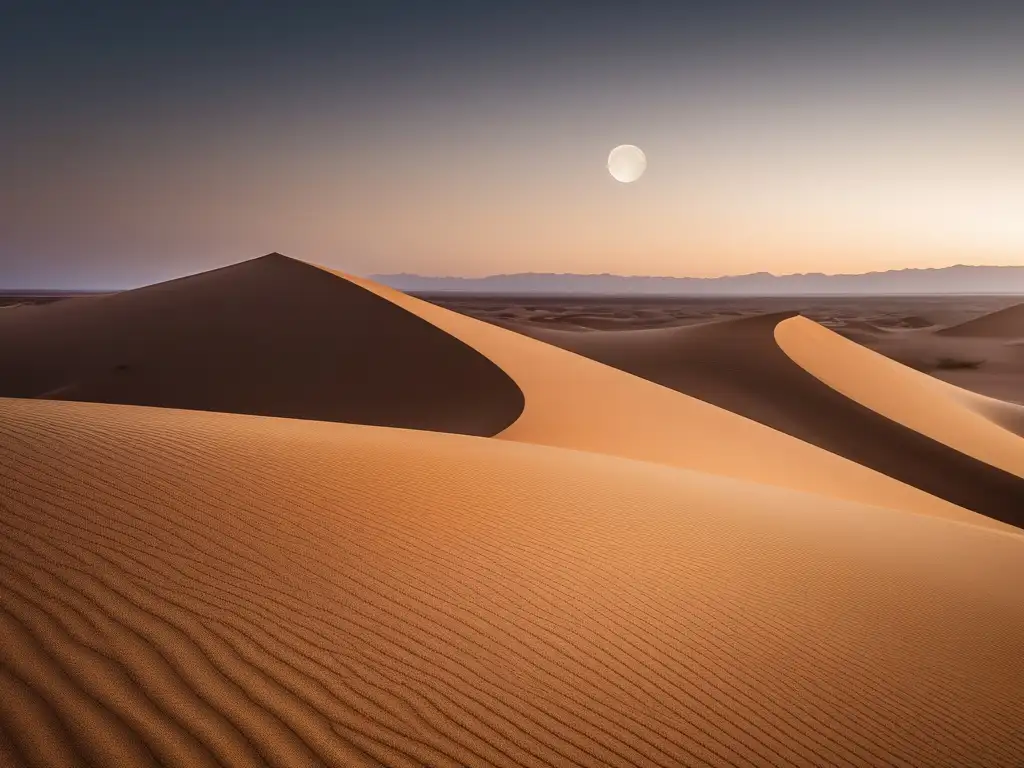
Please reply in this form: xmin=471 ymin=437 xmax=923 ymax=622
xmin=335 ymin=268 xmax=1008 ymax=530
xmin=499 ymin=311 xmax=1024 ymax=529
xmin=776 ymin=316 xmax=1024 ymax=483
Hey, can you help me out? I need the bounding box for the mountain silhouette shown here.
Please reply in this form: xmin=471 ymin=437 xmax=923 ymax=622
xmin=373 ymin=265 xmax=1024 ymax=295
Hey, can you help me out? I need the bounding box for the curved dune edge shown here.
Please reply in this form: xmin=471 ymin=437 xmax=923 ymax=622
xmin=0 ymin=254 xmax=525 ymax=437
xmin=936 ymin=301 xmax=1024 ymax=338
xmin=325 ymin=270 xmax=1007 ymax=531
xmin=776 ymin=316 xmax=1024 ymax=482
xmin=1 ymin=396 xmax=1022 ymax=767
xmin=510 ymin=312 xmax=1024 ymax=531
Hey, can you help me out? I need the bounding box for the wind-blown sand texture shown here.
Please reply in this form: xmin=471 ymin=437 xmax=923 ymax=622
xmin=2 ymin=398 xmax=1023 ymax=767
xmin=2 ymin=255 xmax=1023 ymax=766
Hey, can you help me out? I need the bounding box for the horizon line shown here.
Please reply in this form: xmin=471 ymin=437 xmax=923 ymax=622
xmin=371 ymin=263 xmax=1024 ymax=281
xmin=6 ymin=259 xmax=1024 ymax=294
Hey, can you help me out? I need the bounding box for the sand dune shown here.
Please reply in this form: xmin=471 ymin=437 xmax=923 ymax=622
xmin=6 ymin=257 xmax=978 ymax=528
xmin=3 ymin=257 xmax=1024 ymax=766
xmin=777 ymin=316 xmax=1024 ymax=483
xmin=829 ymin=324 xmax=1024 ymax=406
xmin=937 ymin=301 xmax=1024 ymax=338
xmin=1 ymin=396 xmax=1022 ymax=767
xmin=502 ymin=313 xmax=1024 ymax=529
xmin=0 ymin=254 xmax=523 ymax=436
xmin=432 ymin=293 xmax=1024 ymax=404
xmin=330 ymin=271 xmax=1010 ymax=530
xmin=894 ymin=315 xmax=934 ymax=329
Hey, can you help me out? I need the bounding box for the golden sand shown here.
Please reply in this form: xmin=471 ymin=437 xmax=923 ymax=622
xmin=1 ymin=397 xmax=1022 ymax=766
xmin=1 ymin=256 xmax=1023 ymax=766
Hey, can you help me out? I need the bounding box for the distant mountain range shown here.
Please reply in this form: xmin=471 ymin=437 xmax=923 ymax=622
xmin=371 ymin=265 xmax=1024 ymax=295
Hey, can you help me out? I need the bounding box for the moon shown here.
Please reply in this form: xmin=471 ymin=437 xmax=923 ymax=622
xmin=607 ymin=144 xmax=647 ymax=183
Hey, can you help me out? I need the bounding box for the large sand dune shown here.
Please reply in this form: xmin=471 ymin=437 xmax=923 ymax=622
xmin=3 ymin=255 xmax=1024 ymax=766
xmin=0 ymin=254 xmax=523 ymax=436
xmin=1 ymin=397 xmax=1022 ymax=767
xmin=335 ymin=271 xmax=1009 ymax=531
xmin=504 ymin=313 xmax=1024 ymax=528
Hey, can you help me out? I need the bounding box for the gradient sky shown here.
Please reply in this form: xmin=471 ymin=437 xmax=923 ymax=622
xmin=4 ymin=1 xmax=1024 ymax=288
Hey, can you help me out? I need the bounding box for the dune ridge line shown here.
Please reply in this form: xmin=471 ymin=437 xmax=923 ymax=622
xmin=329 ymin=268 xmax=1009 ymax=531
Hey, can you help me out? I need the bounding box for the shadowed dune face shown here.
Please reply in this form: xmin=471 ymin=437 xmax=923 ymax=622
xmin=937 ymin=302 xmax=1024 ymax=338
xmin=776 ymin=317 xmax=1024 ymax=480
xmin=334 ymin=271 xmax=1012 ymax=531
xmin=1 ymin=397 xmax=1022 ymax=767
xmin=508 ymin=313 xmax=1024 ymax=529
xmin=1 ymin=258 xmax=983 ymax=528
xmin=0 ymin=254 xmax=524 ymax=436
xmin=3 ymin=259 xmax=1019 ymax=531
xmin=433 ymin=293 xmax=1024 ymax=406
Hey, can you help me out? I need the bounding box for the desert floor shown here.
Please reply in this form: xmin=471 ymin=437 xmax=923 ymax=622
xmin=0 ymin=257 xmax=1022 ymax=767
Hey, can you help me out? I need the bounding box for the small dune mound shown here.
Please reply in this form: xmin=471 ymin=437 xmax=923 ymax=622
xmin=0 ymin=254 xmax=524 ymax=436
xmin=896 ymin=314 xmax=935 ymax=329
xmin=937 ymin=302 xmax=1024 ymax=338
xmin=1 ymin=396 xmax=1022 ymax=767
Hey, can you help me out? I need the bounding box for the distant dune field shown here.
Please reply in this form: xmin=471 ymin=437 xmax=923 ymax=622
xmin=1 ymin=254 xmax=1022 ymax=766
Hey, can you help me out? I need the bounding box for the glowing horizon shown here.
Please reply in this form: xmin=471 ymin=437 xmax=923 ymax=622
xmin=4 ymin=3 xmax=1024 ymax=289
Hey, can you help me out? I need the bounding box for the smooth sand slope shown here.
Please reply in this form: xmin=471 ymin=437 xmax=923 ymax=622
xmin=777 ymin=316 xmax=1024 ymax=482
xmin=333 ymin=272 xmax=1006 ymax=531
xmin=0 ymin=254 xmax=523 ymax=436
xmin=936 ymin=301 xmax=1024 ymax=338
xmin=1 ymin=397 xmax=1023 ymax=767
xmin=0 ymin=255 xmax=1003 ymax=529
xmin=431 ymin=293 xmax=1024 ymax=404
xmin=509 ymin=314 xmax=1024 ymax=529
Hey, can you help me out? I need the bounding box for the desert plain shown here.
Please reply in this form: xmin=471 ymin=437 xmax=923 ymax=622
xmin=0 ymin=253 xmax=1022 ymax=766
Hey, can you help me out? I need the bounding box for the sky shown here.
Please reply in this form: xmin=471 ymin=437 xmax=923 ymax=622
xmin=4 ymin=1 xmax=1024 ymax=288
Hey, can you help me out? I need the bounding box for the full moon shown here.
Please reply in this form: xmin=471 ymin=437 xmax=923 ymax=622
xmin=607 ymin=144 xmax=647 ymax=183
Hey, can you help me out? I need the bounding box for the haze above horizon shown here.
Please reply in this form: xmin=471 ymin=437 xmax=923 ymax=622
xmin=9 ymin=258 xmax=1024 ymax=296
xmin=4 ymin=1 xmax=1024 ymax=289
